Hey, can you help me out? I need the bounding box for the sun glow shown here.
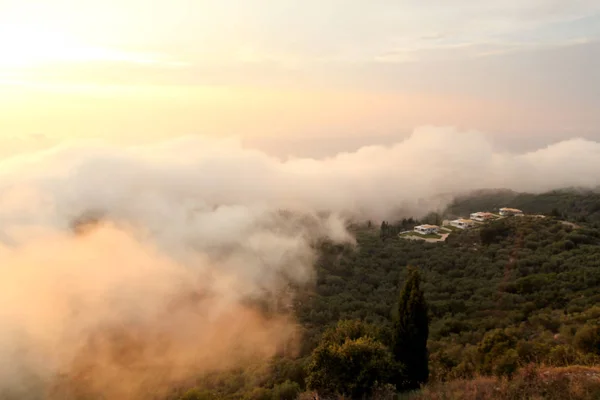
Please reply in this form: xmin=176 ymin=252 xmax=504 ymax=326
xmin=0 ymin=24 xmax=83 ymax=68
xmin=0 ymin=23 xmax=170 ymax=73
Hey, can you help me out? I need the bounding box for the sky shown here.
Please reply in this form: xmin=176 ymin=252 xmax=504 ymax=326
xmin=1 ymin=0 xmax=599 ymax=157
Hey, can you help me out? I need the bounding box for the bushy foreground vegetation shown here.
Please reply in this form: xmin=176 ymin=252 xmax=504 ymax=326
xmin=173 ymin=190 xmax=600 ymax=399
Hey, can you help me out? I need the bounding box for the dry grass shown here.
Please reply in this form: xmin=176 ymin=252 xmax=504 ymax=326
xmin=303 ymin=366 xmax=600 ymax=400
xmin=409 ymin=365 xmax=600 ymax=400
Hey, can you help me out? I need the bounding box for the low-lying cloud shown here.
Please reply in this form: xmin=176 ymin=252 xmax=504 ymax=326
xmin=0 ymin=126 xmax=599 ymax=398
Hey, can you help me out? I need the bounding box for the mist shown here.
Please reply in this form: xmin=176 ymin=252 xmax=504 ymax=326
xmin=0 ymin=126 xmax=599 ymax=398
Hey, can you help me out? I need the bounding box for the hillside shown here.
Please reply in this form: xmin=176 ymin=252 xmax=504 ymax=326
xmin=446 ymin=188 xmax=600 ymax=224
xmin=170 ymin=192 xmax=600 ymax=399
xmin=298 ymin=216 xmax=600 ymax=381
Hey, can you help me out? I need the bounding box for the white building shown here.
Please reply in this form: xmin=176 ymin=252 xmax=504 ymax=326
xmin=499 ymin=207 xmax=524 ymax=217
xmin=470 ymin=212 xmax=495 ymax=222
xmin=414 ymin=224 xmax=439 ymax=235
xmin=450 ymin=218 xmax=475 ymax=229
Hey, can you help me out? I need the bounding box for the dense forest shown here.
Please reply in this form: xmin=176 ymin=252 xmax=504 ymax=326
xmin=174 ymin=189 xmax=600 ymax=399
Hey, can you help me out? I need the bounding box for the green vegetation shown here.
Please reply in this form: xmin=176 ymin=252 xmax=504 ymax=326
xmin=306 ymin=320 xmax=396 ymax=399
xmin=304 ymin=270 xmax=430 ymax=398
xmin=172 ymin=189 xmax=600 ymax=399
xmin=447 ymin=188 xmax=600 ymax=224
xmin=392 ymin=268 xmax=429 ymax=390
xmin=296 ymin=215 xmax=600 ymax=397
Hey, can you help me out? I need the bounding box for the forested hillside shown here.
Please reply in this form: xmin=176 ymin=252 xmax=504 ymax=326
xmin=174 ymin=191 xmax=600 ymax=399
xmin=446 ymin=188 xmax=600 ymax=224
xmin=299 ymin=216 xmax=600 ymax=382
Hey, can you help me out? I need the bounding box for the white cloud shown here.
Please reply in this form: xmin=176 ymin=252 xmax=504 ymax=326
xmin=1 ymin=126 xmax=599 ymax=230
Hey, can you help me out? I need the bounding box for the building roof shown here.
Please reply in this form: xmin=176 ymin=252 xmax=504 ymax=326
xmin=500 ymin=207 xmax=523 ymax=213
xmin=453 ymin=218 xmax=474 ymax=223
xmin=416 ymin=224 xmax=439 ymax=229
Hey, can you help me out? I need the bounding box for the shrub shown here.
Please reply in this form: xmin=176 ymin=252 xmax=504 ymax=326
xmin=494 ymin=349 xmax=519 ymax=379
xmin=271 ymin=380 xmax=301 ymax=400
xmin=307 ymin=333 xmax=396 ymax=399
xmin=574 ymin=325 xmax=600 ymax=356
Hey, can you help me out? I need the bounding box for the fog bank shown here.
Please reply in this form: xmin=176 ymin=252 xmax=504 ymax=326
xmin=0 ymin=126 xmax=599 ymax=398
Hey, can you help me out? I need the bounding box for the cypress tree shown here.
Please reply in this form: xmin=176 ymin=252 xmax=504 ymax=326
xmin=380 ymin=221 xmax=388 ymax=239
xmin=392 ymin=267 xmax=429 ymax=390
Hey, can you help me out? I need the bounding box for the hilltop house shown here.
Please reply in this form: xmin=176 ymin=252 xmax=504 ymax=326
xmin=470 ymin=212 xmax=495 ymax=222
xmin=450 ymin=218 xmax=475 ymax=229
xmin=499 ymin=207 xmax=524 ymax=217
xmin=414 ymin=224 xmax=439 ymax=235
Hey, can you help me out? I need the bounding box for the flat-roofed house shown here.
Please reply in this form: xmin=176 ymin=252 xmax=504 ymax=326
xmin=414 ymin=224 xmax=439 ymax=235
xmin=499 ymin=207 xmax=524 ymax=217
xmin=450 ymin=218 xmax=475 ymax=229
xmin=470 ymin=212 xmax=495 ymax=222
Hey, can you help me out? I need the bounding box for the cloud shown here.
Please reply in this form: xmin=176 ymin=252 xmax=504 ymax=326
xmin=2 ymin=126 xmax=600 ymax=229
xmin=0 ymin=126 xmax=599 ymax=397
xmin=0 ymin=136 xmax=356 ymax=398
xmin=0 ymin=225 xmax=303 ymax=399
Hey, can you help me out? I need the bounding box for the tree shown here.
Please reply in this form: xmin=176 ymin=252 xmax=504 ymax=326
xmin=320 ymin=319 xmax=381 ymax=344
xmin=392 ymin=267 xmax=429 ymax=390
xmin=306 ymin=320 xmax=395 ymax=399
xmin=380 ymin=221 xmax=392 ymax=239
xmin=574 ymin=325 xmax=600 ymax=356
xmin=271 ymin=381 xmax=301 ymax=400
xmin=493 ymin=349 xmax=519 ymax=379
xmin=480 ymin=220 xmax=512 ymax=246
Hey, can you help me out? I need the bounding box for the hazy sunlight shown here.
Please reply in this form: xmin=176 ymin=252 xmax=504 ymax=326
xmin=0 ymin=23 xmax=165 ymax=77
xmin=0 ymin=24 xmax=82 ymax=68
